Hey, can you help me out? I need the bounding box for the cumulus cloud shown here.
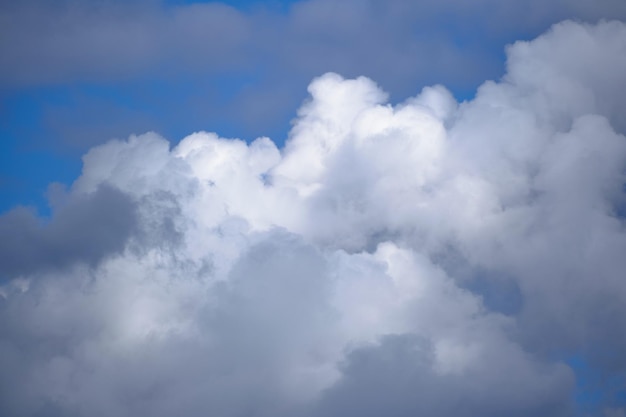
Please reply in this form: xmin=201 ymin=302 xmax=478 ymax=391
xmin=1 ymin=19 xmax=626 ymax=416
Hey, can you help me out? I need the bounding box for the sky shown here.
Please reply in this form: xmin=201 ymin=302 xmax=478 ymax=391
xmin=1 ymin=1 xmax=626 ymax=416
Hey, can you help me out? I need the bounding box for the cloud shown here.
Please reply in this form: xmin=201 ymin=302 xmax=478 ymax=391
xmin=1 ymin=18 xmax=626 ymax=417
xmin=4 ymin=0 xmax=626 ymax=158
xmin=0 ymin=184 xmax=137 ymax=281
xmin=310 ymin=333 xmax=573 ymax=417
xmin=2 ymin=0 xmax=625 ymax=90
xmin=0 ymin=0 xmax=249 ymax=86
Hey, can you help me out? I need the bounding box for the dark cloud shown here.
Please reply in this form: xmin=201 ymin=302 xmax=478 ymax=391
xmin=0 ymin=0 xmax=622 ymax=85
xmin=0 ymin=1 xmax=248 ymax=86
xmin=310 ymin=334 xmax=573 ymax=417
xmin=1 ymin=0 xmax=624 ymax=88
xmin=0 ymin=184 xmax=137 ymax=280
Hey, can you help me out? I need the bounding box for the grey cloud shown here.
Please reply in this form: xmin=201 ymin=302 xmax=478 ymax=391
xmin=309 ymin=334 xmax=573 ymax=417
xmin=0 ymin=1 xmax=248 ymax=86
xmin=2 ymin=0 xmax=625 ymax=90
xmin=0 ymin=230 xmax=334 ymax=417
xmin=0 ymin=184 xmax=137 ymax=280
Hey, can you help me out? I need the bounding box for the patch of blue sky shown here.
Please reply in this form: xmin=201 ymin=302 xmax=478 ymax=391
xmin=567 ymin=355 xmax=626 ymax=416
xmin=0 ymin=67 xmax=284 ymax=215
xmin=1 ymin=88 xmax=81 ymax=215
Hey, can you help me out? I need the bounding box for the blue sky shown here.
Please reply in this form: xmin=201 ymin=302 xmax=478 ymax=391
xmin=1 ymin=1 xmax=626 ymax=416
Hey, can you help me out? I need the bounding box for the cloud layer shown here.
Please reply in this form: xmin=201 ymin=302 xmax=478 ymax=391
xmin=3 ymin=0 xmax=626 ymax=88
xmin=2 ymin=19 xmax=626 ymax=416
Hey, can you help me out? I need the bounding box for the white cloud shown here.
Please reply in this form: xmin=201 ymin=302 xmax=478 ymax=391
xmin=1 ymin=19 xmax=626 ymax=417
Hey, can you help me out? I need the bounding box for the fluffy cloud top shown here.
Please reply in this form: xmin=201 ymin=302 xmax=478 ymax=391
xmin=1 ymin=19 xmax=626 ymax=417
